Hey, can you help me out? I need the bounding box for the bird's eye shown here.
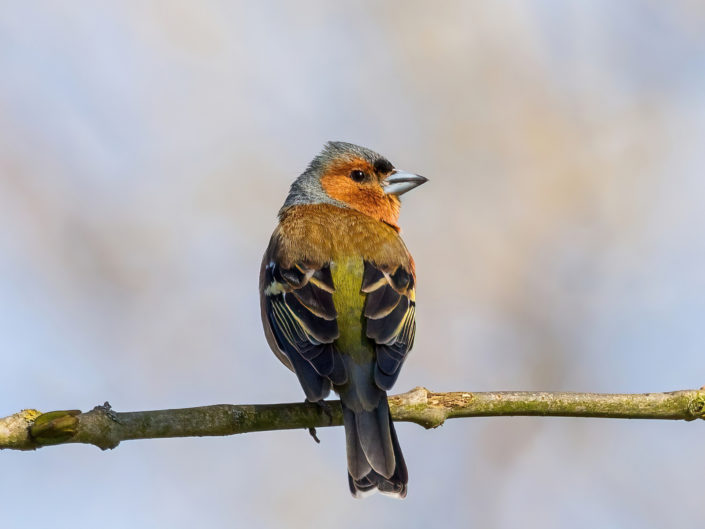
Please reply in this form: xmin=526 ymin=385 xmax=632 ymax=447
xmin=349 ymin=170 xmax=366 ymax=183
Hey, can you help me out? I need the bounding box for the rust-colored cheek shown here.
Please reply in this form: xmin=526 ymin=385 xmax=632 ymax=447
xmin=321 ymin=162 xmax=401 ymax=229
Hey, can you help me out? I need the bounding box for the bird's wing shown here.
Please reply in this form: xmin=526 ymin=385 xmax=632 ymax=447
xmin=261 ymin=260 xmax=346 ymax=401
xmin=362 ymin=261 xmax=416 ymax=390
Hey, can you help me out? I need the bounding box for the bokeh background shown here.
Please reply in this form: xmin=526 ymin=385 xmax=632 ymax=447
xmin=2 ymin=1 xmax=705 ymax=528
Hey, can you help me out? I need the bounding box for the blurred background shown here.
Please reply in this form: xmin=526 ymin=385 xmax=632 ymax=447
xmin=2 ymin=1 xmax=705 ymax=527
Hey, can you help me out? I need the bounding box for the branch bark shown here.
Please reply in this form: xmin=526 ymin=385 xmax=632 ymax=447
xmin=2 ymin=386 xmax=704 ymax=451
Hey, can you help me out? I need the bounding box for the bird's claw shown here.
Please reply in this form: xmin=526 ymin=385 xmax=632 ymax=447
xmin=305 ymin=399 xmax=334 ymax=444
xmin=313 ymin=399 xmax=334 ymax=425
xmin=308 ymin=427 xmax=321 ymax=444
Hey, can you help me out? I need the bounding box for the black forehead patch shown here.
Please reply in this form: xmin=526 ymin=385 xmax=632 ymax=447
xmin=373 ymin=158 xmax=394 ymax=174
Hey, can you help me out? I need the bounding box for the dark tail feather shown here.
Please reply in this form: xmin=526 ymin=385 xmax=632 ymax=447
xmin=342 ymin=395 xmax=408 ymax=499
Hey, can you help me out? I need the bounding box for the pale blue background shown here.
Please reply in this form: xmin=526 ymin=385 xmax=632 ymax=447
xmin=2 ymin=2 xmax=705 ymax=528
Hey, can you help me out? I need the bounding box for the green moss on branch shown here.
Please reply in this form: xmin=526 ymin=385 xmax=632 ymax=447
xmin=2 ymin=387 xmax=704 ymax=451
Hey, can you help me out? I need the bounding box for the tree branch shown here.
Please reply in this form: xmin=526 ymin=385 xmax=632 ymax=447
xmin=2 ymin=386 xmax=704 ymax=451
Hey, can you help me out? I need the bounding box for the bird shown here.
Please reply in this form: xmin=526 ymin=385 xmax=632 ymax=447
xmin=259 ymin=141 xmax=427 ymax=498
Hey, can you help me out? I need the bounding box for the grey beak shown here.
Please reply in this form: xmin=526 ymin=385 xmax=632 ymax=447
xmin=383 ymin=171 xmax=428 ymax=196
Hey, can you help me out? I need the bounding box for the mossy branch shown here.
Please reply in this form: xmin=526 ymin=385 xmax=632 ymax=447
xmin=2 ymin=386 xmax=704 ymax=451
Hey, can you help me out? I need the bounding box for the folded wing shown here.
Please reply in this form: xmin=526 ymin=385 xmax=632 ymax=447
xmin=262 ymin=261 xmax=347 ymax=401
xmin=362 ymin=261 xmax=416 ymax=391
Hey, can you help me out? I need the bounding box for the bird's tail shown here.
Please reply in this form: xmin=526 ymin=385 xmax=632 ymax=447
xmin=341 ymin=388 xmax=408 ymax=498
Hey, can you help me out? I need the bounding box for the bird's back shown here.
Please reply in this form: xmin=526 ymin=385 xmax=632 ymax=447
xmin=330 ymin=256 xmax=370 ymax=362
xmin=261 ymin=202 xmax=416 ymax=497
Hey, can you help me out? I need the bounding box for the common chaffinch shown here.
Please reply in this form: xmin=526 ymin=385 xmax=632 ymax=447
xmin=260 ymin=141 xmax=427 ymax=498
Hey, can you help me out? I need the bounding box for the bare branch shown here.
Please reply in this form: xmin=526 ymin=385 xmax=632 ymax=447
xmin=2 ymin=386 xmax=704 ymax=451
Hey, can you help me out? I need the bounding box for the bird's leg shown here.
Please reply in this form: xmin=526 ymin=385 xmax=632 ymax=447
xmin=305 ymin=399 xmax=334 ymax=444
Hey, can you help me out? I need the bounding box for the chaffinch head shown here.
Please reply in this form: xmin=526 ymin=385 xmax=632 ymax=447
xmin=260 ymin=141 xmax=427 ymax=498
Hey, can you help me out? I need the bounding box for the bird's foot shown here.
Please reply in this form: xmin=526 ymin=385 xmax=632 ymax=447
xmin=305 ymin=399 xmax=334 ymax=444
xmin=313 ymin=399 xmax=334 ymax=425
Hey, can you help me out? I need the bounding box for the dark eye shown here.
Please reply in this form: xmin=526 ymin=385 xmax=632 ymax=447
xmin=349 ymin=170 xmax=366 ymax=183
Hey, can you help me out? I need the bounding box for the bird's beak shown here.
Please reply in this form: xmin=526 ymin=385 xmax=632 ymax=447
xmin=383 ymin=171 xmax=428 ymax=196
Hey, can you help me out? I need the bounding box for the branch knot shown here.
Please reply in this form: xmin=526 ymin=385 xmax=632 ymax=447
xmin=687 ymin=393 xmax=705 ymax=420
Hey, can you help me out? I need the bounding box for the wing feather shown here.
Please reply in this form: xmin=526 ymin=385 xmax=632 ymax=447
xmin=262 ymin=261 xmax=347 ymax=400
xmin=363 ymin=262 xmax=416 ymax=391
